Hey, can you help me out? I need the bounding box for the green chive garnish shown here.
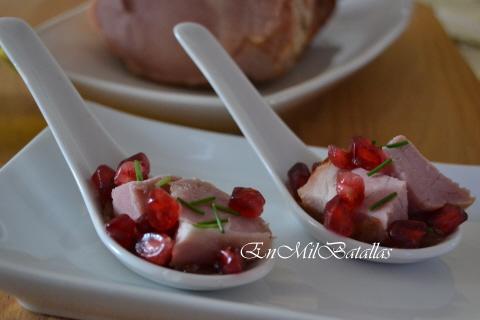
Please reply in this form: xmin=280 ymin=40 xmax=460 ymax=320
xmin=178 ymin=197 xmax=205 ymax=215
xmin=369 ymin=192 xmax=398 ymax=211
xmin=134 ymin=160 xmax=143 ymax=181
xmin=385 ymin=140 xmax=409 ymax=149
xmin=372 ymin=140 xmax=377 ymax=146
xmin=193 ymin=218 xmax=228 ymax=229
xmin=155 ymin=176 xmax=172 ymax=188
xmin=212 ymin=203 xmax=224 ymax=233
xmin=367 ymin=158 xmax=393 ymax=177
xmin=189 ymin=196 xmax=216 ymax=206
xmin=215 ymin=204 xmax=240 ymax=216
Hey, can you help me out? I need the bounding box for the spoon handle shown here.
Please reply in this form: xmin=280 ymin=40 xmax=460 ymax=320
xmin=174 ymin=23 xmax=319 ymax=180
xmin=0 ymin=18 xmax=123 ymax=179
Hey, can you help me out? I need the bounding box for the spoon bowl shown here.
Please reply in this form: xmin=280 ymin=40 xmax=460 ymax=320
xmin=0 ymin=17 xmax=274 ymax=290
xmin=174 ymin=22 xmax=462 ymax=264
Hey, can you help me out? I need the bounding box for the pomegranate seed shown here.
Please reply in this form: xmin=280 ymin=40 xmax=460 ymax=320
xmin=328 ymin=145 xmax=355 ymax=170
xmin=336 ymin=171 xmax=365 ymax=209
xmin=428 ymin=204 xmax=468 ymax=236
xmin=218 ymin=247 xmax=243 ymax=274
xmin=135 ymin=233 xmax=174 ymax=266
xmin=118 ymin=152 xmax=150 ymax=176
xmin=229 ymin=187 xmax=266 ymax=218
xmin=408 ymin=211 xmax=431 ymax=223
xmin=114 ymin=161 xmax=137 ymax=185
xmin=421 ymin=229 xmax=444 ymax=247
xmin=135 ymin=215 xmax=155 ymax=236
xmin=114 ymin=153 xmax=150 ymax=186
xmin=145 ymin=188 xmax=180 ymax=232
xmin=91 ymin=165 xmax=116 ymax=206
xmin=324 ymin=195 xmax=354 ymax=237
xmin=353 ymin=215 xmax=384 ymax=244
xmin=352 ymin=136 xmax=386 ymax=170
xmin=106 ymin=214 xmax=138 ymax=250
xmin=388 ymin=220 xmax=427 ymax=248
xmin=287 ymin=162 xmax=310 ymax=193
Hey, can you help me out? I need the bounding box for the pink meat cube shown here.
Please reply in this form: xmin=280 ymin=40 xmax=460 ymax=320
xmin=298 ymin=162 xmax=408 ymax=231
xmin=384 ymin=135 xmax=475 ymax=212
xmin=169 ymin=179 xmax=272 ymax=269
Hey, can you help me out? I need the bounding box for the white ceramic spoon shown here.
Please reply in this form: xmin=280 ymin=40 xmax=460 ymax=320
xmin=174 ymin=22 xmax=462 ymax=263
xmin=0 ymin=18 xmax=274 ymax=290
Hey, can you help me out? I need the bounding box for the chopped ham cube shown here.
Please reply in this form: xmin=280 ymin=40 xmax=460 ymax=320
xmin=169 ymin=179 xmax=272 ymax=269
xmin=111 ymin=177 xmax=272 ymax=270
xmin=353 ymin=168 xmax=408 ymax=230
xmin=383 ymin=135 xmax=475 ymax=212
xmin=298 ymin=162 xmax=408 ymax=233
xmin=297 ymin=161 xmax=339 ymax=218
xmin=111 ymin=176 xmax=173 ymax=220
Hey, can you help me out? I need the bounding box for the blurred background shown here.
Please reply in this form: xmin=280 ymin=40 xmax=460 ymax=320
xmin=420 ymin=0 xmax=480 ymax=78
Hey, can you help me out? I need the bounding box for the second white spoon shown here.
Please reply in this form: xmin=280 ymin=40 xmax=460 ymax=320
xmin=174 ymin=22 xmax=462 ymax=264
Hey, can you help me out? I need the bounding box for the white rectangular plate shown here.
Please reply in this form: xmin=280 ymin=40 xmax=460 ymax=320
xmin=0 ymin=102 xmax=479 ymax=320
xmin=37 ymin=0 xmax=412 ymax=128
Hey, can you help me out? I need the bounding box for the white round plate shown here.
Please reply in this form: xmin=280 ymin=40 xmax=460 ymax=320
xmin=37 ymin=0 xmax=412 ymax=129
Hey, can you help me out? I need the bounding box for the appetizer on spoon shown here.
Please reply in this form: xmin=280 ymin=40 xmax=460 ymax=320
xmin=174 ymin=22 xmax=474 ymax=263
xmin=0 ymin=18 xmax=274 ymax=290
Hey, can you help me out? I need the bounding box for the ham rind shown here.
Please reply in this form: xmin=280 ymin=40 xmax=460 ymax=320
xmin=169 ymin=179 xmax=272 ymax=269
xmin=111 ymin=176 xmax=171 ymax=220
xmin=353 ymin=169 xmax=408 ymax=230
xmin=383 ymin=135 xmax=475 ymax=212
xmin=298 ymin=162 xmax=408 ymax=231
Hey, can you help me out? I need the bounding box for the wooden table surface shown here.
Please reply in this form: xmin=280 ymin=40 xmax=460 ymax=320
xmin=1 ymin=1 xmax=479 ymax=319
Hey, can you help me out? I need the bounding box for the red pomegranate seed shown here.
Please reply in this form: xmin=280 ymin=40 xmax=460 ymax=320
xmin=336 ymin=171 xmax=365 ymax=209
xmin=229 ymin=187 xmax=266 ymax=218
xmin=91 ymin=165 xmax=116 ymax=206
xmin=328 ymin=145 xmax=355 ymax=170
xmin=353 ymin=215 xmax=384 ymax=244
xmin=287 ymin=162 xmax=311 ymax=193
xmin=218 ymin=247 xmax=243 ymax=274
xmin=114 ymin=153 xmax=150 ymax=186
xmin=408 ymin=211 xmax=431 ymax=223
xmin=145 ymin=188 xmax=180 ymax=232
xmin=387 ymin=220 xmax=427 ymax=248
xmin=106 ymin=214 xmax=138 ymax=250
xmin=421 ymin=230 xmax=444 ymax=247
xmin=118 ymin=152 xmax=150 ymax=176
xmin=323 ymin=195 xmax=354 ymax=237
xmin=135 ymin=233 xmax=174 ymax=266
xmin=428 ymin=204 xmax=468 ymax=236
xmin=114 ymin=161 xmax=137 ymax=185
xmin=352 ymin=136 xmax=386 ymax=170
xmin=135 ymin=215 xmax=155 ymax=236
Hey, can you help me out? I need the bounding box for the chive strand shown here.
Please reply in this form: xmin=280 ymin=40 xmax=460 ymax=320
xmin=367 ymin=158 xmax=393 ymax=177
xmin=212 ymin=203 xmax=224 ymax=233
xmin=215 ymin=204 xmax=240 ymax=216
xmin=178 ymin=198 xmax=205 ymax=215
xmin=369 ymin=192 xmax=398 ymax=211
xmin=155 ymin=176 xmax=172 ymax=188
xmin=385 ymin=140 xmax=409 ymax=149
xmin=193 ymin=218 xmax=228 ymax=229
xmin=134 ymin=160 xmax=143 ymax=182
xmin=189 ymin=196 xmax=216 ymax=206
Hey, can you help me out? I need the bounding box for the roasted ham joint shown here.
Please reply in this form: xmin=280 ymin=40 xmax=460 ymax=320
xmin=288 ymin=136 xmax=475 ymax=248
xmin=91 ymin=153 xmax=272 ymax=274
